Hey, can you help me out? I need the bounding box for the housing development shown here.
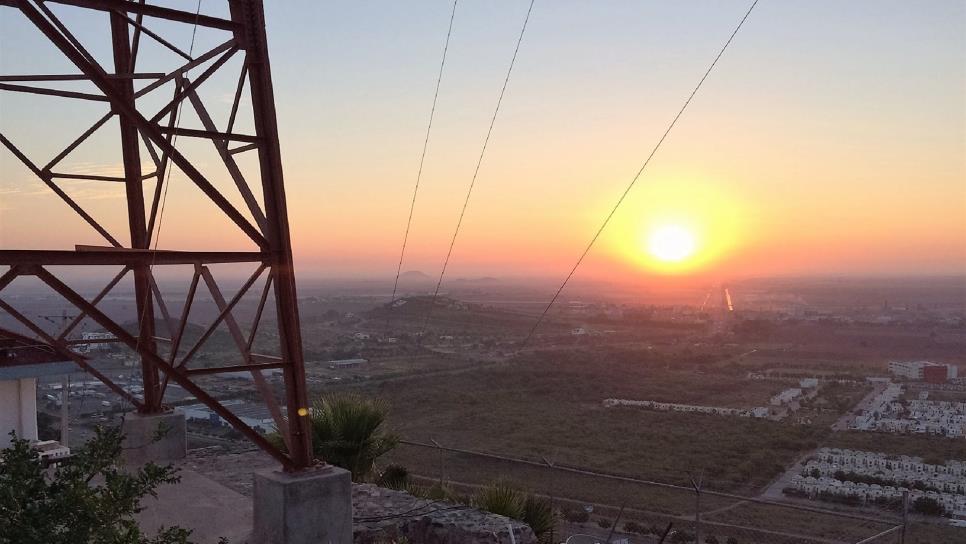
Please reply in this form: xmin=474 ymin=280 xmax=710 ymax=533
xmin=790 ymin=448 xmax=966 ymax=517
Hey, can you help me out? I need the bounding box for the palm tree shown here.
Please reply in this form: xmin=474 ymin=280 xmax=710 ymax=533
xmin=272 ymin=393 xmax=398 ymax=481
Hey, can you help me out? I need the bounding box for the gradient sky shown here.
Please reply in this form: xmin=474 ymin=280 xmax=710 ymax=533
xmin=1 ymin=1 xmax=964 ymax=283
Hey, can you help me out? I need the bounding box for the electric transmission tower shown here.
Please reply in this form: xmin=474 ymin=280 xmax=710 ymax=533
xmin=0 ymin=0 xmax=314 ymax=471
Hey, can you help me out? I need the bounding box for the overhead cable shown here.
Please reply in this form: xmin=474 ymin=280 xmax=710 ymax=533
xmin=422 ymin=0 xmax=537 ymax=333
xmin=523 ymin=0 xmax=760 ymax=345
xmin=388 ymin=0 xmax=460 ymax=326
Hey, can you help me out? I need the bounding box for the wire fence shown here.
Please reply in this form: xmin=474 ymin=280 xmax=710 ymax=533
xmin=387 ymin=439 xmax=918 ymax=544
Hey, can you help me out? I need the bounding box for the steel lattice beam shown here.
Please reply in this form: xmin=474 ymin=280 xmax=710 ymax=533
xmin=0 ymin=0 xmax=315 ymax=471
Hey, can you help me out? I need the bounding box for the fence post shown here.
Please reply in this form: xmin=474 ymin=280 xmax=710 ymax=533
xmin=431 ymin=438 xmax=444 ymax=487
xmin=606 ymin=503 xmax=626 ymax=543
xmin=900 ymin=490 xmax=909 ymax=544
xmin=542 ymin=456 xmax=555 ymax=544
xmin=691 ymin=476 xmax=703 ymax=544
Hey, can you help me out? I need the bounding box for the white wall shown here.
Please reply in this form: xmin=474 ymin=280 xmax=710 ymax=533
xmin=0 ymin=378 xmax=38 ymax=448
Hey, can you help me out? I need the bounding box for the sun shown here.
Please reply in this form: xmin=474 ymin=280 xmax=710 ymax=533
xmin=648 ymin=224 xmax=697 ymax=263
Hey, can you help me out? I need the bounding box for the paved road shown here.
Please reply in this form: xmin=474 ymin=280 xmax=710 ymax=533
xmin=831 ymin=382 xmax=886 ymax=431
xmin=760 ymin=450 xmax=815 ymax=501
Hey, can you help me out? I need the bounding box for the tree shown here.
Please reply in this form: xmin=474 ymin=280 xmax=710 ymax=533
xmin=670 ymin=530 xmax=694 ymax=543
xmin=0 ymin=428 xmax=207 ymax=544
xmin=911 ymin=497 xmax=945 ymax=517
xmin=272 ymin=393 xmax=398 ymax=481
xmin=562 ymin=509 xmax=589 ymax=523
xmin=622 ymin=521 xmax=645 ymax=534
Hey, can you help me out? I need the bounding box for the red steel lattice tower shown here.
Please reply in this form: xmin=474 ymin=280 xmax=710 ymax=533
xmin=0 ymin=0 xmax=314 ymax=471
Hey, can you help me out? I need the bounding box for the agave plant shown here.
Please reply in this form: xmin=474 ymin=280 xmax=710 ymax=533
xmin=522 ymin=495 xmax=556 ymax=543
xmin=474 ymin=480 xmax=525 ymax=519
xmin=474 ymin=481 xmax=556 ymax=542
xmin=376 ymin=463 xmax=410 ymax=490
xmin=271 ymin=393 xmax=398 ymax=481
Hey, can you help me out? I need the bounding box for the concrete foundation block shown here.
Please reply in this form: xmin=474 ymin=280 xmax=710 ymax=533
xmin=253 ymin=465 xmax=353 ymax=544
xmin=121 ymin=410 xmax=187 ymax=465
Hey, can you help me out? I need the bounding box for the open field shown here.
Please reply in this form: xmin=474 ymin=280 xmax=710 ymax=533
xmin=361 ymin=346 xmax=966 ymax=543
xmin=368 ymin=352 xmax=825 ymax=492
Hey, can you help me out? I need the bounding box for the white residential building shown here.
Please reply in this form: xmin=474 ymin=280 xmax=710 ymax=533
xmin=771 ymin=387 xmax=804 ymax=406
xmin=78 ymin=331 xmax=115 ymax=353
xmin=889 ymin=361 xmax=958 ymax=380
xmin=603 ymin=399 xmax=769 ymax=419
xmin=793 ymin=448 xmax=966 ymax=518
xmin=849 ymin=383 xmax=966 ymax=437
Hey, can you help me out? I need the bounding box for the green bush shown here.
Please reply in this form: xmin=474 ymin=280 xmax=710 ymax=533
xmin=912 ymin=497 xmax=946 ymax=517
xmin=562 ymin=509 xmax=590 ymax=523
xmin=376 ymin=463 xmax=410 ymax=490
xmin=0 ymin=428 xmax=213 ymax=544
xmin=622 ymin=521 xmax=646 ymax=534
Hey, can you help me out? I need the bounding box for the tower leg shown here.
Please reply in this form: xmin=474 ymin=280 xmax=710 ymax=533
xmin=252 ymin=466 xmax=352 ymax=544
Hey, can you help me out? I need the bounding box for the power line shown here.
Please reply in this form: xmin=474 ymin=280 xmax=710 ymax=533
xmin=387 ymin=0 xmax=459 ymax=327
xmin=133 ymin=0 xmax=203 ymax=376
xmin=150 ymin=0 xmax=202 ymax=257
xmin=522 ymin=0 xmax=760 ymax=345
xmin=422 ymin=0 xmax=537 ymax=333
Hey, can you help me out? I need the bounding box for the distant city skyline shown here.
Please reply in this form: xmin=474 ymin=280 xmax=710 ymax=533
xmin=1 ymin=1 xmax=964 ymax=283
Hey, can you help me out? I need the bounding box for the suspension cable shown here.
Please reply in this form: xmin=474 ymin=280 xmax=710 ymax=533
xmin=522 ymin=0 xmax=760 ymax=346
xmin=133 ymin=0 xmax=203 ymax=393
xmin=387 ymin=0 xmax=460 ymax=327
xmin=421 ymin=0 xmax=537 ymax=334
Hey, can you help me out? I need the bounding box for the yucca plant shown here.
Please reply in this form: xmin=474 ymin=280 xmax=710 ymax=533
xmin=522 ymin=495 xmax=556 ymax=543
xmin=474 ymin=480 xmax=526 ymax=519
xmin=474 ymin=481 xmax=556 ymax=542
xmin=376 ymin=463 xmax=410 ymax=490
xmin=270 ymin=393 xmax=398 ymax=481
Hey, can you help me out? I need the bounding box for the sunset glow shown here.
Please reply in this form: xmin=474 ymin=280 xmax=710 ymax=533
xmin=648 ymin=224 xmax=697 ymax=263
xmin=0 ymin=2 xmax=963 ymax=281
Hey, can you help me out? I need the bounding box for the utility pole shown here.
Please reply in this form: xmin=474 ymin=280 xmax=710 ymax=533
xmin=691 ymin=474 xmax=704 ymax=544
xmin=39 ymin=311 xmax=75 ymax=448
xmin=543 ymin=456 xmax=556 ymax=544
xmin=432 ymin=438 xmax=445 ymax=486
xmin=900 ymin=490 xmax=909 ymax=544
xmin=60 ymin=376 xmax=69 ymax=447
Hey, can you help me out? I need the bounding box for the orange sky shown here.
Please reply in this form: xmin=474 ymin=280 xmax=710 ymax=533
xmin=1 ymin=1 xmax=964 ymax=284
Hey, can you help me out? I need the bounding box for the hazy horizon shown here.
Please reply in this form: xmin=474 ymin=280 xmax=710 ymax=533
xmin=2 ymin=1 xmax=965 ymax=283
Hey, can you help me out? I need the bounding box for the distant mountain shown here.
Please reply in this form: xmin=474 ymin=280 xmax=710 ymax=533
xmin=398 ymin=270 xmax=432 ymax=281
xmin=450 ymin=276 xmax=500 ymax=285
